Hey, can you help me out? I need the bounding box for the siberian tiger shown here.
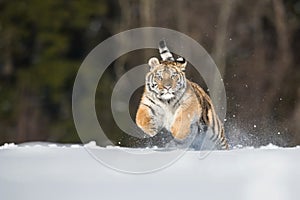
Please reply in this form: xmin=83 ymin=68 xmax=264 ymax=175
xmin=135 ymin=41 xmax=229 ymax=150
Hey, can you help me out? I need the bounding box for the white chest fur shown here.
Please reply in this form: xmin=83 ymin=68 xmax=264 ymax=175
xmin=143 ymin=92 xmax=195 ymax=132
xmin=161 ymin=105 xmax=176 ymax=131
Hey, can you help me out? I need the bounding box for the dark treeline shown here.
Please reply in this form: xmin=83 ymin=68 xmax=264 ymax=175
xmin=0 ymin=0 xmax=299 ymax=147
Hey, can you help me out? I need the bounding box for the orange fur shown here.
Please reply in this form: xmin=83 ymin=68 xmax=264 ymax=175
xmin=136 ymin=104 xmax=157 ymax=136
xmin=136 ymin=58 xmax=229 ymax=149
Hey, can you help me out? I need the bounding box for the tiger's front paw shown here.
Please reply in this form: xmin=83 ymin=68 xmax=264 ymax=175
xmin=136 ymin=105 xmax=160 ymax=137
xmin=171 ymin=124 xmax=190 ymax=140
xmin=136 ymin=117 xmax=159 ymax=137
xmin=137 ymin=124 xmax=159 ymax=137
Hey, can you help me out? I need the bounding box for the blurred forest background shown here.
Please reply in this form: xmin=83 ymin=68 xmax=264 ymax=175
xmin=0 ymin=0 xmax=300 ymax=147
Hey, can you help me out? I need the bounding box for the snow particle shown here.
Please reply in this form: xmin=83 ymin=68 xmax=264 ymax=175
xmin=253 ymin=125 xmax=257 ymax=128
xmin=277 ymin=132 xmax=281 ymax=135
xmin=232 ymin=114 xmax=236 ymax=118
xmin=279 ymin=97 xmax=283 ymax=101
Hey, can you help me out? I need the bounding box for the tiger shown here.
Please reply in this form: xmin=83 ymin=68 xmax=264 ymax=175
xmin=135 ymin=40 xmax=229 ymax=150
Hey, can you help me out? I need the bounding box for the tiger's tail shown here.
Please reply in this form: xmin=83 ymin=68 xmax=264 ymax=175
xmin=159 ymin=40 xmax=174 ymax=61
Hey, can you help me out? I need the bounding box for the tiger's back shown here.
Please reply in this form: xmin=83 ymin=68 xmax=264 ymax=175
xmin=189 ymin=81 xmax=228 ymax=149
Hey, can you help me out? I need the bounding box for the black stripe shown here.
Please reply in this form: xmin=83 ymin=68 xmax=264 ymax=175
xmin=146 ymin=74 xmax=152 ymax=82
xmin=212 ymin=116 xmax=218 ymax=136
xmin=192 ymin=84 xmax=208 ymax=124
xmin=146 ymin=96 xmax=156 ymax=105
xmin=146 ymin=96 xmax=162 ymax=109
xmin=210 ymin=133 xmax=218 ymax=141
xmin=217 ymin=117 xmax=221 ymax=131
xmin=204 ymin=104 xmax=209 ymax=125
xmin=146 ymin=75 xmax=156 ymax=93
xmin=221 ymin=142 xmax=227 ymax=149
xmin=195 ymin=91 xmax=210 ymax=124
xmin=141 ymin=103 xmax=156 ymax=116
xmin=173 ymin=92 xmax=185 ymax=108
xmin=173 ymin=77 xmax=187 ymax=108
xmin=220 ymin=137 xmax=226 ymax=143
xmin=160 ymin=50 xmax=168 ymax=54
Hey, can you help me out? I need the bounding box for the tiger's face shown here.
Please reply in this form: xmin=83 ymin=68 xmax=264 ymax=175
xmin=146 ymin=57 xmax=187 ymax=101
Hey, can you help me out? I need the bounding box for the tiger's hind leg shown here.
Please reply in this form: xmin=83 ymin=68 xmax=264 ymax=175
xmin=190 ymin=123 xmax=229 ymax=150
xmin=203 ymin=125 xmax=229 ymax=150
xmin=189 ymin=124 xmax=218 ymax=150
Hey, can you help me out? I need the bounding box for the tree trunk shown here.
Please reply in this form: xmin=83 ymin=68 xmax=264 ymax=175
xmin=2 ymin=31 xmax=14 ymax=76
xmin=212 ymin=0 xmax=237 ymax=76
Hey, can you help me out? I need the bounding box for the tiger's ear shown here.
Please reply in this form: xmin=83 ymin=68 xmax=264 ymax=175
xmin=176 ymin=57 xmax=187 ymax=72
xmin=148 ymin=57 xmax=160 ymax=71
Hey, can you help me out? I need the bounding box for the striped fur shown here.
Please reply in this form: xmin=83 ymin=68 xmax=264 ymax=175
xmin=159 ymin=40 xmax=175 ymax=61
xmin=135 ymin=42 xmax=228 ymax=150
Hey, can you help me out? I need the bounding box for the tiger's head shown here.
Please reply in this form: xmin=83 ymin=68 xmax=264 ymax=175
xmin=145 ymin=57 xmax=187 ymax=101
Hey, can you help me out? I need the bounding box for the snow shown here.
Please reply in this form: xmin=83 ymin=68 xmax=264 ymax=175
xmin=1 ymin=142 xmax=300 ymax=200
xmin=0 ymin=143 xmax=18 ymax=149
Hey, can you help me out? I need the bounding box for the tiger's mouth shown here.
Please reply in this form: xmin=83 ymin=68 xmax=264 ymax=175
xmin=158 ymin=91 xmax=175 ymax=100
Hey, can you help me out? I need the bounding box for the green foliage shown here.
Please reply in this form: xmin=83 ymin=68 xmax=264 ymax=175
xmin=0 ymin=0 xmax=109 ymax=143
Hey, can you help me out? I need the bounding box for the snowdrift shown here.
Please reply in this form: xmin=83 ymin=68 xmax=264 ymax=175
xmin=1 ymin=142 xmax=300 ymax=200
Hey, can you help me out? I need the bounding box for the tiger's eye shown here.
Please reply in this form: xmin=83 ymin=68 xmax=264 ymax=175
xmin=171 ymin=74 xmax=177 ymax=79
xmin=156 ymin=75 xmax=162 ymax=80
